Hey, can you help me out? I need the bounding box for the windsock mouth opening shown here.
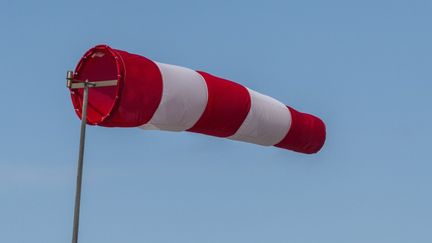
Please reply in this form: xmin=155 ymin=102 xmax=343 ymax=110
xmin=70 ymin=45 xmax=123 ymax=125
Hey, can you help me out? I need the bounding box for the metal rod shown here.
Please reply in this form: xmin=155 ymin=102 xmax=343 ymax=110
xmin=69 ymin=80 xmax=118 ymax=89
xmin=71 ymin=81 xmax=90 ymax=243
xmin=66 ymin=69 xmax=117 ymax=243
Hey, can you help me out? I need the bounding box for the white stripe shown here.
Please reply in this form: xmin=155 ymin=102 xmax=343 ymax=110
xmin=228 ymin=89 xmax=292 ymax=146
xmin=140 ymin=62 xmax=208 ymax=131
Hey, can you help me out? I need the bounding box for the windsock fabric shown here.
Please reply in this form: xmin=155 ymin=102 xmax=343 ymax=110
xmin=70 ymin=45 xmax=326 ymax=154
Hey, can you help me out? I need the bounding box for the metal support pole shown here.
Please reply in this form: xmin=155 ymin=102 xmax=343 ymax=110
xmin=66 ymin=70 xmax=118 ymax=243
xmin=71 ymin=81 xmax=90 ymax=243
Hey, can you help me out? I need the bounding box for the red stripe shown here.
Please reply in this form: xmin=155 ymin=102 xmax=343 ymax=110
xmin=187 ymin=71 xmax=251 ymax=137
xmin=274 ymin=106 xmax=326 ymax=154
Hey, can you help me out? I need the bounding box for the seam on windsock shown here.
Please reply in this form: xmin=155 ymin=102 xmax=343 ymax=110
xmin=108 ymin=48 xmax=127 ymax=125
xmin=272 ymin=105 xmax=293 ymax=145
xmin=138 ymin=59 xmax=165 ymax=128
xmin=185 ymin=69 xmax=208 ymax=130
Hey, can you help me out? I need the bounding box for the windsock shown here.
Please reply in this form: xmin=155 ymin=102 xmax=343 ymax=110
xmin=69 ymin=45 xmax=326 ymax=154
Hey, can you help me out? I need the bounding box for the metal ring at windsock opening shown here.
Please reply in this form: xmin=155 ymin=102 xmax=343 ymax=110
xmin=71 ymin=45 xmax=163 ymax=126
xmin=69 ymin=45 xmax=326 ymax=154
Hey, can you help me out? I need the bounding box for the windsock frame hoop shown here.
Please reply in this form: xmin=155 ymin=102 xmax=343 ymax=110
xmin=70 ymin=45 xmax=124 ymax=125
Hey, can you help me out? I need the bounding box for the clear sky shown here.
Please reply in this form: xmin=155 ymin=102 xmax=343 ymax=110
xmin=1 ymin=0 xmax=431 ymax=242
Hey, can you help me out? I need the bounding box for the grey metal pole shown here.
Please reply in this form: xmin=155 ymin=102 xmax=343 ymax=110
xmin=72 ymin=81 xmax=90 ymax=243
xmin=66 ymin=70 xmax=117 ymax=243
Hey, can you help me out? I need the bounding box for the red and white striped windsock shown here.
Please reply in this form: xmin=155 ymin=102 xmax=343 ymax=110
xmin=69 ymin=45 xmax=326 ymax=154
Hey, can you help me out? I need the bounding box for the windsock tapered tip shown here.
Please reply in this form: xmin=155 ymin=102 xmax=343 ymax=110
xmin=275 ymin=107 xmax=326 ymax=154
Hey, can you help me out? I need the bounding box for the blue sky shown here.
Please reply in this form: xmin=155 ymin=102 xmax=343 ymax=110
xmin=1 ymin=0 xmax=431 ymax=242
